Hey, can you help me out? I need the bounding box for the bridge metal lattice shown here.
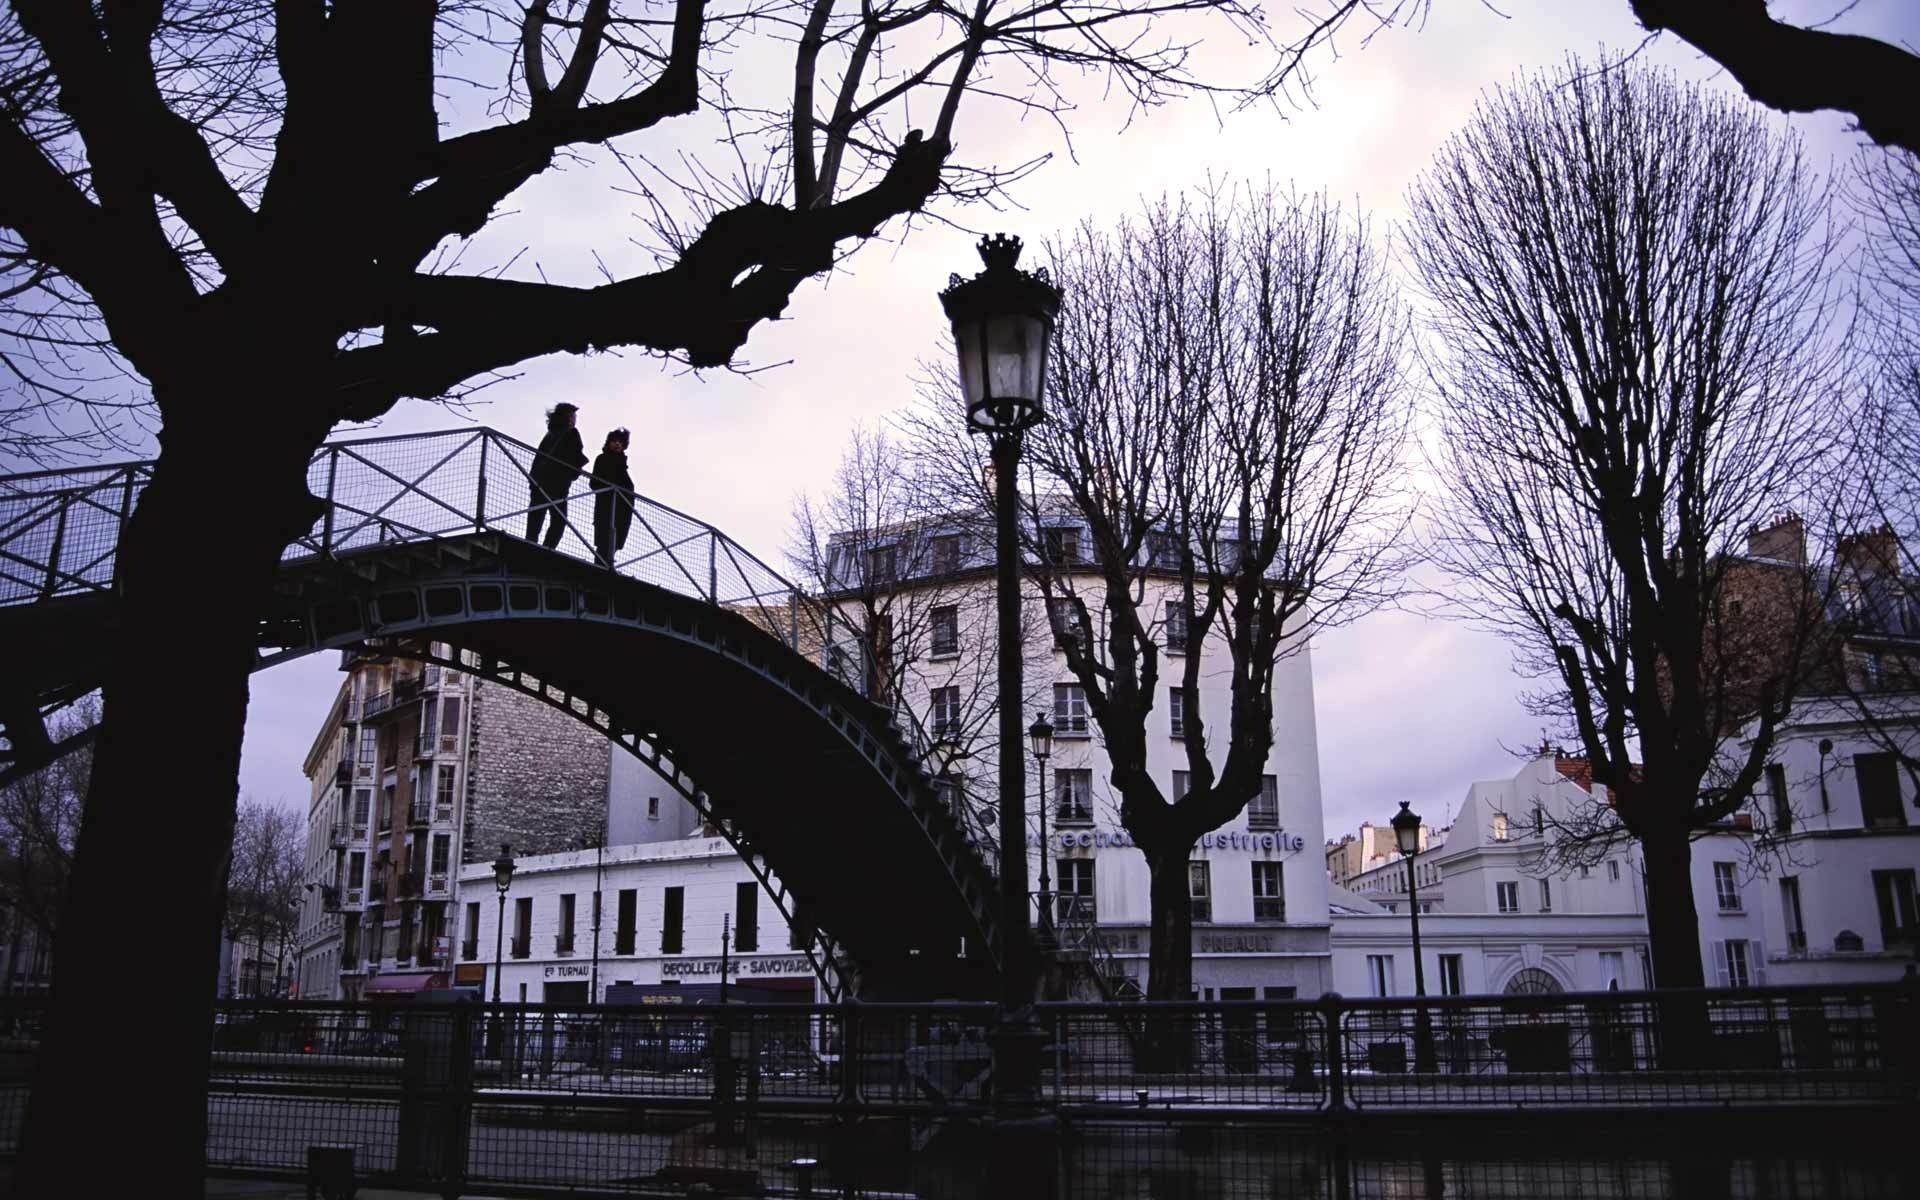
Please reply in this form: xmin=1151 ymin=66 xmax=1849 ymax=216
xmin=0 ymin=428 xmax=1006 ymax=990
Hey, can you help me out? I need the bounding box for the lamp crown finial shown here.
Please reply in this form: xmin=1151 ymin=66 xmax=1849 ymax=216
xmin=977 ymin=233 xmax=1023 ymax=272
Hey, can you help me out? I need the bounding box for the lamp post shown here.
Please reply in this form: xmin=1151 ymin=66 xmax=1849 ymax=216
xmin=491 ymin=843 xmax=515 ymax=1056
xmin=587 ymin=831 xmax=605 ymax=1004
xmin=1391 ymin=802 xmax=1438 ymax=1074
xmin=941 ymin=233 xmax=1062 ymax=1165
xmin=1030 ymin=711 xmax=1056 ymax=949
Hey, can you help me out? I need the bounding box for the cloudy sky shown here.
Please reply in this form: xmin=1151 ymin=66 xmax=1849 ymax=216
xmin=223 ymin=1 xmax=1918 ymax=844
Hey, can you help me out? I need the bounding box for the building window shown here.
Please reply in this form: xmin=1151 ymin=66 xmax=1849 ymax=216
xmin=1714 ymin=862 xmax=1742 ymax=911
xmin=440 ymin=696 xmax=462 ymax=742
xmin=1056 ymin=858 xmax=1095 ymax=925
xmin=1053 ymin=683 xmax=1089 ymax=735
xmin=435 ymin=766 xmax=455 ymax=812
xmin=557 ymin=894 xmax=576 ymax=954
xmin=931 ymin=605 xmax=960 ymax=657
xmin=1532 ymin=806 xmax=1545 ymax=837
xmin=1492 ymin=812 xmax=1509 ymax=842
xmin=735 ymin=882 xmax=759 ymax=953
xmin=930 ymin=534 xmax=962 ymax=576
xmin=1045 ymin=526 xmax=1083 ymax=564
xmin=616 ymin=889 xmax=639 ymax=954
xmin=1048 ymin=597 xmax=1083 ymax=652
xmin=461 ymin=903 xmax=479 ymax=959
xmin=1599 ymin=951 xmax=1625 ymax=991
xmin=1873 ymin=868 xmax=1918 ymax=946
xmin=1857 ymin=753 xmax=1906 ymax=829
xmin=379 ymin=784 xmax=395 ymax=833
xmin=1438 ymin=954 xmax=1465 ymax=996
xmin=1608 ymin=860 xmax=1621 ymax=882
xmin=658 ymin=887 xmax=681 ymax=955
xmin=1169 ymin=687 xmax=1189 ymax=739
xmin=348 ymin=851 xmax=366 ymax=889
xmin=1247 ymin=775 xmax=1279 ymax=830
xmin=358 ymin=727 xmax=378 ymax=764
xmin=1055 ymin=769 xmax=1094 ymax=825
xmin=1496 ymin=881 xmax=1519 ymax=914
xmin=431 ymin=833 xmax=450 ymax=875
xmin=420 ymin=699 xmax=437 ymax=749
xmin=1715 ymin=939 xmax=1753 ymax=989
xmin=1781 ymin=877 xmax=1806 ymax=952
xmin=931 ymin=686 xmax=962 ymax=739
xmin=647 ymin=796 xmax=660 ymax=820
xmin=1188 ymin=862 xmax=1212 ymax=924
xmin=1766 ymin=763 xmax=1791 ymax=834
xmin=1164 ymin=599 xmax=1190 ymax=652
xmin=1253 ymin=861 xmax=1285 ymax=923
xmin=1366 ymin=955 xmax=1395 ymax=998
xmin=1539 ymin=878 xmax=1552 ymax=912
xmin=511 ymin=897 xmax=532 ymax=959
xmin=1171 ymin=770 xmax=1189 ymax=802
xmin=866 ymin=544 xmax=897 ymax=585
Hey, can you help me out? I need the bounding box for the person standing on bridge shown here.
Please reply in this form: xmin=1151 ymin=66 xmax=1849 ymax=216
xmin=592 ymin=427 xmax=636 ymax=568
xmin=527 ymin=403 xmax=587 ymax=549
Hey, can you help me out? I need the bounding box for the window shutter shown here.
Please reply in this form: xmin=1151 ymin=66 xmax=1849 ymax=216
xmin=1711 ymin=940 xmax=1729 ymax=988
xmin=1749 ymin=940 xmax=1765 ymax=986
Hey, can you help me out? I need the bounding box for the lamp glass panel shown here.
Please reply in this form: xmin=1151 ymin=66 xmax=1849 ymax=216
xmin=984 ymin=314 xmax=1045 ymax=404
xmin=954 ymin=319 xmax=986 ymax=408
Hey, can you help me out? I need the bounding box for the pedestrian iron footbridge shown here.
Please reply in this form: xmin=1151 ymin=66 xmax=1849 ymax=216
xmin=0 ymin=427 xmax=1002 ymax=999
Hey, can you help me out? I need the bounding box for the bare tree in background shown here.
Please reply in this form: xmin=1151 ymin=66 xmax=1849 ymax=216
xmin=0 ymin=3 xmax=1379 ymax=1183
xmin=1409 ymin=61 xmax=1848 ymax=1003
xmin=788 ymin=425 xmax=1038 ymax=849
xmin=225 ymin=798 xmax=304 ymax=999
xmin=0 ymin=699 xmax=90 ymax=994
xmin=910 ymin=184 xmax=1410 ymax=1016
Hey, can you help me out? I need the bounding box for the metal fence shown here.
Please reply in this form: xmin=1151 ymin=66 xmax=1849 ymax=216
xmin=0 ymin=985 xmax=1913 ymax=1197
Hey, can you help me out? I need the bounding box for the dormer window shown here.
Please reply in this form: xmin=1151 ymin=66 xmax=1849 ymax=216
xmin=866 ymin=544 xmax=897 ymax=585
xmin=1045 ymin=526 xmax=1083 ymax=565
xmin=1492 ymin=812 xmax=1510 ymax=842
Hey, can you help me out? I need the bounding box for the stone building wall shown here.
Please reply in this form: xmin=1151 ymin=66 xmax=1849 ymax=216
xmin=462 ymin=679 xmax=609 ymax=865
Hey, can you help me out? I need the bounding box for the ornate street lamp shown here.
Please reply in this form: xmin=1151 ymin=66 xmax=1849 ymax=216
xmin=1029 ymin=711 xmax=1056 ymax=949
xmin=1392 ymin=802 xmax=1438 ymax=1074
xmin=941 ymin=234 xmax=1061 ymax=1126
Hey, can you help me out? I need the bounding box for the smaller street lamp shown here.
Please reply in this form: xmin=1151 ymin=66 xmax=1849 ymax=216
xmin=1029 ymin=711 xmax=1056 ymax=948
xmin=489 ymin=843 xmax=517 ymax=1059
xmin=1391 ymin=802 xmax=1438 ymax=1074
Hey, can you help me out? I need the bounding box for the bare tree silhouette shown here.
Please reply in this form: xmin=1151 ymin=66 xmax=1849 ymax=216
xmin=1407 ymin=60 xmax=1850 ymax=1001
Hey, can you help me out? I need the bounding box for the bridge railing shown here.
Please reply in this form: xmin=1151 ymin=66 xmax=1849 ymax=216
xmin=0 ymin=428 xmax=977 ymax=811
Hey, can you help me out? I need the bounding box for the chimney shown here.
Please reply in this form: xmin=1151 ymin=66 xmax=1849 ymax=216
xmin=1836 ymin=524 xmax=1901 ymax=579
xmin=1747 ymin=511 xmax=1806 ymax=565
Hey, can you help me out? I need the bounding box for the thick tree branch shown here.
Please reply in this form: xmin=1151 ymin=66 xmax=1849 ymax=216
xmin=1631 ymin=0 xmax=1920 ymax=155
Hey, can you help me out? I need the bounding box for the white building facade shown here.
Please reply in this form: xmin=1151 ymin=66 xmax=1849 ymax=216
xmin=830 ymin=518 xmax=1334 ymax=1002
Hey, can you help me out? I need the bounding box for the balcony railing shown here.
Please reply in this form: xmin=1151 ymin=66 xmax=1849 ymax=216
xmin=318 ymin=884 xmax=342 ymax=913
xmin=555 ymin=934 xmax=576 ymax=956
xmin=510 ymin=937 xmax=531 ymax=960
xmin=408 ymin=800 xmax=432 ymax=827
xmin=363 ymin=690 xmax=392 ymax=718
xmin=329 ymin=823 xmax=350 ymax=849
xmin=399 ymin=871 xmax=422 ymax=898
xmin=333 ymin=761 xmax=353 ymax=788
xmin=369 ymin=879 xmax=387 ymax=903
xmin=1254 ymin=898 xmax=1286 ymax=923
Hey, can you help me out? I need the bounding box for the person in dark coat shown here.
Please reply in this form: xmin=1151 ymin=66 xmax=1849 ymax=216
xmin=527 ymin=402 xmax=587 ymax=548
xmin=591 ymin=428 xmax=636 ymax=568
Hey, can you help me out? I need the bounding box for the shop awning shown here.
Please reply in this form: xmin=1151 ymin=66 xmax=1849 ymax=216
xmin=364 ymin=971 xmax=447 ymax=995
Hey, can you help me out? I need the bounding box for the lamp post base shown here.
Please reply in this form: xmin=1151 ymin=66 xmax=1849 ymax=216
xmin=987 ymin=1011 xmax=1058 ymax=1197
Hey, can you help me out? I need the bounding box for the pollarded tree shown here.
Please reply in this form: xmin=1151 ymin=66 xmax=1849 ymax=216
xmin=909 ymin=184 xmax=1412 ymax=1008
xmin=1409 ymin=60 xmax=1848 ymax=995
xmin=0 ymin=2 xmax=1365 ymax=1188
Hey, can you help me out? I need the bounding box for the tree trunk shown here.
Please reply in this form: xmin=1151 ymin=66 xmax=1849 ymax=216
xmin=1641 ymin=823 xmax=1706 ymax=990
xmin=1142 ymin=844 xmax=1195 ymax=1071
xmin=1641 ymin=820 xmax=1713 ymax=1070
xmin=13 ymin=424 xmax=325 ymax=1195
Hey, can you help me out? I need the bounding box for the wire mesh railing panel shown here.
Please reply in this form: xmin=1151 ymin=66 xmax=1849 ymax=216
xmin=1047 ymin=1003 xmax=1330 ymax=1112
xmin=0 ymin=465 xmax=147 ymax=603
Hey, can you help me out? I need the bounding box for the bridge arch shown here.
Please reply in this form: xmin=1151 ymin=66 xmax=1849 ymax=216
xmin=0 ymin=429 xmax=1004 ymax=998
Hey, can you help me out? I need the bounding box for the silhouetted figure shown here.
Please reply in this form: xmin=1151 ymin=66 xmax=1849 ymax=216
xmin=527 ymin=403 xmax=587 ymax=548
xmin=592 ymin=428 xmax=635 ymax=568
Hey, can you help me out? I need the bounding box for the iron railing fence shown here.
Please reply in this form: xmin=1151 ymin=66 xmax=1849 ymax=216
xmin=0 ymin=428 xmax=986 ymax=837
xmin=0 ymin=988 xmax=1912 ymax=1196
